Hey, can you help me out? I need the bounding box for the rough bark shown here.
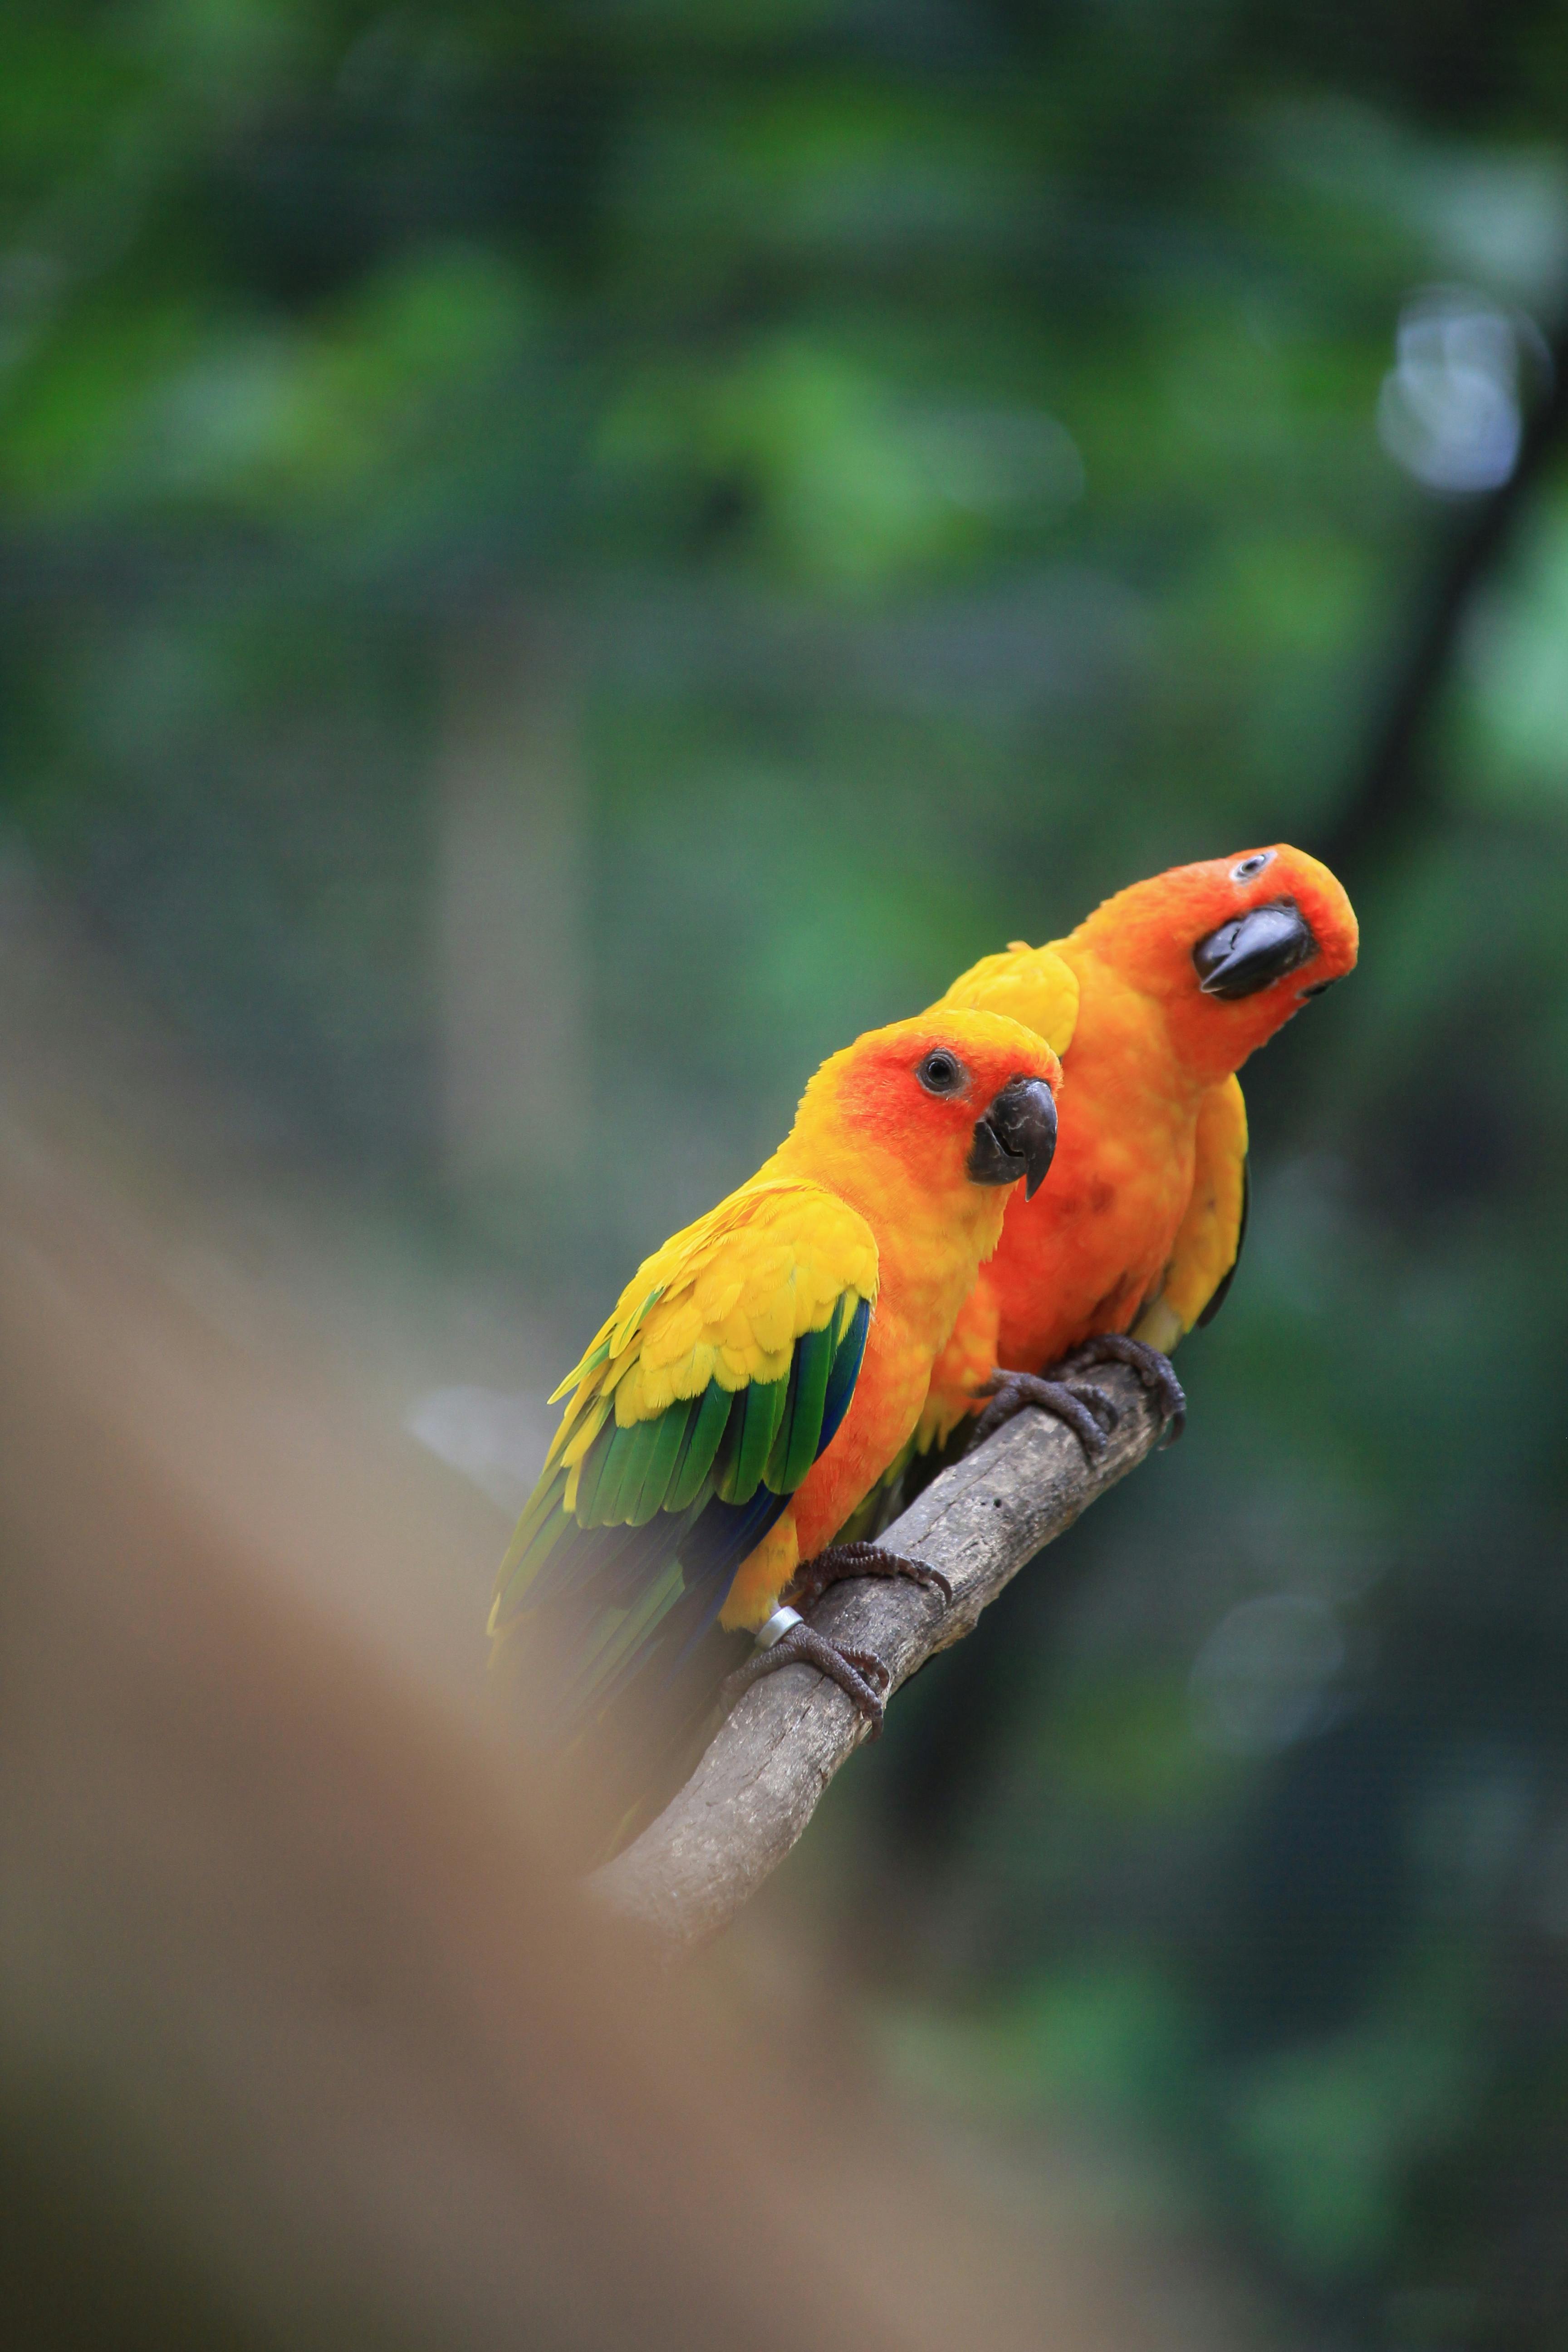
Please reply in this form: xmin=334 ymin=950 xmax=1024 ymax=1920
xmin=588 ymin=1365 xmax=1166 ymax=1953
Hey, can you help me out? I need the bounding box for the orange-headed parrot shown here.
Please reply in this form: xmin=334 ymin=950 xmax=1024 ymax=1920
xmin=917 ymin=843 xmax=1358 ymax=1460
xmin=489 ymin=1009 xmax=1061 ymax=1749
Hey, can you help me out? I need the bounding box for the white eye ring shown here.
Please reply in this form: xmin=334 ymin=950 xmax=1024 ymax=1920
xmin=1230 ymin=850 xmax=1276 ymax=882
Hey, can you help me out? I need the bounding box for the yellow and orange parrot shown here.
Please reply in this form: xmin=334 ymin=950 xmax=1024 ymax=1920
xmin=918 ymin=843 xmax=1358 ymax=1460
xmin=489 ymin=1009 xmax=1061 ymax=1747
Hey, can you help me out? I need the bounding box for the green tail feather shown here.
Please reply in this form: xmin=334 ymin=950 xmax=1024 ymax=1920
xmin=559 ymin=1556 xmax=687 ymax=1719
xmin=492 ymin=1466 xmax=572 ymax=1622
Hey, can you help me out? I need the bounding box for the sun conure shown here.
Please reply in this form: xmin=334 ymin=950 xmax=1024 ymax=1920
xmin=489 ymin=1009 xmax=1061 ymax=1755
xmin=916 ymin=844 xmax=1358 ymax=1460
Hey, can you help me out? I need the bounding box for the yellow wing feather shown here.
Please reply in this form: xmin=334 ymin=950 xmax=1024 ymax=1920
xmin=1133 ymin=1075 xmax=1249 ymax=1351
xmin=544 ymin=1178 xmax=877 ymax=1511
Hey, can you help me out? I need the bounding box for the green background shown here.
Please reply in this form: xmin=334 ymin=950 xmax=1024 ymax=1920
xmin=5 ymin=4 xmax=1568 ymax=2342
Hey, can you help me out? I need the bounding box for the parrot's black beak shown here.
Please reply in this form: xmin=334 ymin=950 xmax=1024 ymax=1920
xmin=968 ymin=1076 xmax=1058 ymax=1198
xmin=1193 ymin=898 xmax=1316 ymax=1000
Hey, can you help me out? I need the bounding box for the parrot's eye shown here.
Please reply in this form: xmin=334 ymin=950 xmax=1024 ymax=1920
xmin=1230 ymin=850 xmax=1275 ymax=882
xmin=916 ymin=1049 xmax=967 ymax=1097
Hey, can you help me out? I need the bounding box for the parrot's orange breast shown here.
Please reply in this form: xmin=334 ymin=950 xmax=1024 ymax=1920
xmin=990 ymin=968 xmax=1200 ymax=1370
xmin=788 ymin=1249 xmax=961 ymax=1557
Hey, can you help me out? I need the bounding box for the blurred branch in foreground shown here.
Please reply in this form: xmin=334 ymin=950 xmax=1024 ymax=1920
xmin=593 ymin=1370 xmax=1166 ymax=1956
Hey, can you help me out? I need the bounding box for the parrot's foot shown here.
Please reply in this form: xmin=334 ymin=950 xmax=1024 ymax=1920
xmin=971 ymin=1369 xmax=1119 ymax=1461
xmin=1057 ymin=1332 xmax=1186 ymax=1443
xmin=720 ymin=1615 xmax=891 ymax=1733
xmin=785 ymin=1539 xmax=953 ymax=1617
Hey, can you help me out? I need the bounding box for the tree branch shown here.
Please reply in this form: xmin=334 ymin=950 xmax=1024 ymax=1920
xmin=1322 ymin=309 xmax=1568 ymax=884
xmin=588 ymin=1363 xmax=1166 ymax=1954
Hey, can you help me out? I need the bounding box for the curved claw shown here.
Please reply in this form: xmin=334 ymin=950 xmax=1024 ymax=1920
xmin=787 ymin=1539 xmax=952 ymax=1616
xmin=1057 ymin=1333 xmax=1187 ymax=1443
xmin=720 ymin=1622 xmax=888 ymax=1733
xmin=972 ymin=1371 xmax=1116 ymax=1462
xmin=1068 ymin=1382 xmax=1119 ymax=1432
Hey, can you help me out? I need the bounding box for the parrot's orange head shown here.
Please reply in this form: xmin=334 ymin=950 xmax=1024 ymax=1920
xmin=1076 ymin=844 xmax=1358 ymax=1083
xmin=794 ymin=1009 xmax=1063 ymax=1213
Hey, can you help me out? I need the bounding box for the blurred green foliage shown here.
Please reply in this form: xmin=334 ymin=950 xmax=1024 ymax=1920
xmin=4 ymin=3 xmax=1568 ymax=2344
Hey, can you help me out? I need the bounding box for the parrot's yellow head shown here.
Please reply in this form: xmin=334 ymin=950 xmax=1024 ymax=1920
xmin=782 ymin=1008 xmax=1063 ymax=1223
xmin=1071 ymin=844 xmax=1359 ymax=1085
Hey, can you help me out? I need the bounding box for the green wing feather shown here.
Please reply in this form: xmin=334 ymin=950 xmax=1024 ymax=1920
xmin=489 ymin=1182 xmax=877 ymax=1737
xmin=767 ymin=1318 xmax=837 ymax=1492
xmin=666 ymin=1378 xmax=735 ymax=1514
xmin=720 ymin=1375 xmax=790 ymax=1505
